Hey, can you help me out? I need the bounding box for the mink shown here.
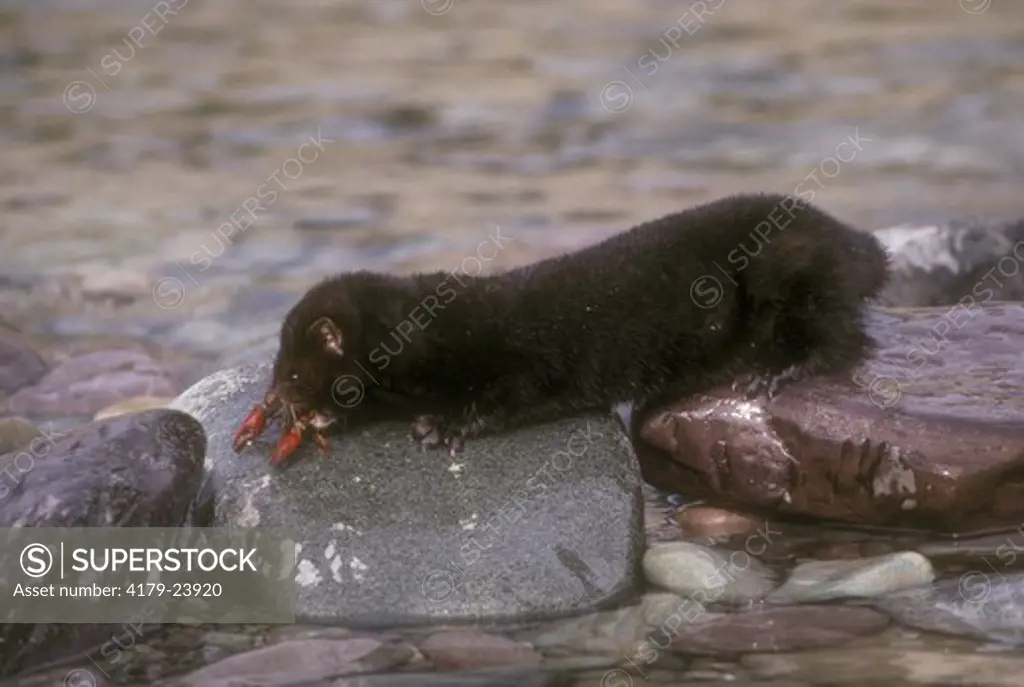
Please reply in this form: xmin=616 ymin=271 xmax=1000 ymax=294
xmin=268 ymin=192 xmax=890 ymax=454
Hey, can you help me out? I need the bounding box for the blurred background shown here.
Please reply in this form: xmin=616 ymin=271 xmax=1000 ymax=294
xmin=2 ymin=0 xmax=1023 ymax=390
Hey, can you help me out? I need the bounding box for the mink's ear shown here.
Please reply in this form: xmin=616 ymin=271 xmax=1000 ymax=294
xmin=307 ymin=317 xmax=344 ymax=357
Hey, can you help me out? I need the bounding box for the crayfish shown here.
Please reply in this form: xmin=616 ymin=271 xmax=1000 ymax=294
xmin=232 ymin=390 xmax=333 ymax=466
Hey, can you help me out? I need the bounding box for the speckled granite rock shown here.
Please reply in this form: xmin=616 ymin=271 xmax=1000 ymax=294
xmin=639 ymin=302 xmax=1024 ymax=534
xmin=0 ymin=410 xmax=207 ymax=679
xmin=171 ymin=363 xmax=643 ymax=627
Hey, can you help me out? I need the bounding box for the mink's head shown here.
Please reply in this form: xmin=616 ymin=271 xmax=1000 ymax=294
xmin=271 ymin=279 xmax=365 ymax=414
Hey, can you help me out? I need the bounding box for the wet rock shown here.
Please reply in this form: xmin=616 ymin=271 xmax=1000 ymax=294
xmin=529 ymin=592 xmax=703 ymax=656
xmin=266 ymin=625 xmax=356 ymax=645
xmin=643 ymin=542 xmax=776 ymax=605
xmin=171 ymin=363 xmax=643 ymax=626
xmin=916 ymin=531 xmax=1024 ymax=560
xmin=639 ymin=302 xmax=1024 ymax=533
xmin=0 ymin=416 xmax=42 ymax=454
xmin=670 ymin=605 xmax=889 ymax=655
xmin=8 ymin=348 xmax=178 ymax=417
xmin=0 ymin=409 xmax=203 ymax=528
xmin=94 ymin=395 xmax=175 ymax=420
xmin=0 ymin=410 xmax=206 ymax=679
xmin=0 ymin=323 xmax=48 ymax=397
xmin=873 ymin=573 xmax=1024 ymax=644
xmin=675 ymin=506 xmax=762 ymax=541
xmin=876 ymin=217 xmax=1024 ymax=308
xmin=328 ymin=670 xmax=564 ymax=687
xmin=165 ymin=638 xmax=415 ymax=686
xmin=201 ymin=630 xmax=261 ymax=655
xmin=742 ymin=641 xmax=1024 ymax=686
xmin=767 ymin=552 xmax=934 ymax=604
xmin=420 ymin=631 xmax=540 ymax=671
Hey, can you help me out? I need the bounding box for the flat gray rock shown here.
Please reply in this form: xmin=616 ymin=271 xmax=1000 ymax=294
xmin=171 ymin=363 xmax=644 ymax=627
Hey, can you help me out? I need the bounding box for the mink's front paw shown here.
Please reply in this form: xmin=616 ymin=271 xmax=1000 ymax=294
xmin=409 ymin=414 xmax=466 ymax=456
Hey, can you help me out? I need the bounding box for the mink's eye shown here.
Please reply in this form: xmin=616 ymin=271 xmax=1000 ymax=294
xmin=290 ymin=373 xmax=299 ymax=382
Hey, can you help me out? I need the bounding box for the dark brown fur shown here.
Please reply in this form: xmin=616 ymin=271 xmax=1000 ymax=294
xmin=271 ymin=193 xmax=890 ymax=449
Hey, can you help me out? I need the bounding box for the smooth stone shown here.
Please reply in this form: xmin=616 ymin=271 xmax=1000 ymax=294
xmin=669 ymin=605 xmax=889 ymax=655
xmin=675 ymin=506 xmax=762 ymax=541
xmin=165 ymin=638 xmax=415 ymax=687
xmin=420 ymin=631 xmax=540 ymax=671
xmin=93 ymin=395 xmax=175 ymax=420
xmin=874 ymin=573 xmax=1024 ymax=644
xmin=0 ymin=323 xmax=48 ymax=397
xmin=0 ymin=416 xmax=42 ymax=454
xmin=8 ymin=348 xmax=178 ymax=417
xmin=0 ymin=410 xmax=206 ymax=679
xmin=643 ymin=542 xmax=776 ymax=604
xmin=171 ymin=363 xmax=643 ymax=626
xmin=529 ymin=592 xmax=705 ymax=656
xmin=639 ymin=302 xmax=1024 ymax=533
xmin=766 ymin=552 xmax=935 ymax=604
xmin=876 ymin=218 xmax=1024 ymax=308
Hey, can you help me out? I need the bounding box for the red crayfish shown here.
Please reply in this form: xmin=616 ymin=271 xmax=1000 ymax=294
xmin=232 ymin=390 xmax=333 ymax=466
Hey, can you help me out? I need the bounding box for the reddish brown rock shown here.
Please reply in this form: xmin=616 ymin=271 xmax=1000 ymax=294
xmin=639 ymin=303 xmax=1024 ymax=534
xmin=675 ymin=506 xmax=762 ymax=539
xmin=420 ymin=630 xmax=541 ymax=671
xmin=669 ymin=605 xmax=889 ymax=656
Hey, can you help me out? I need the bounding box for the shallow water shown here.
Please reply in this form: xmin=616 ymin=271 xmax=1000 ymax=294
xmin=3 ymin=0 xmax=1024 ymax=683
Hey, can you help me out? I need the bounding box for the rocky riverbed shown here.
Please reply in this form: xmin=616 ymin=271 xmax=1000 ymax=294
xmin=5 ymin=0 xmax=1024 ymax=685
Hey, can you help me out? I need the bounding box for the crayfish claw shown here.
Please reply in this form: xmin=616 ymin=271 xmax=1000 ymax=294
xmin=270 ymin=425 xmax=305 ymax=466
xmin=232 ymin=404 xmax=267 ymax=453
